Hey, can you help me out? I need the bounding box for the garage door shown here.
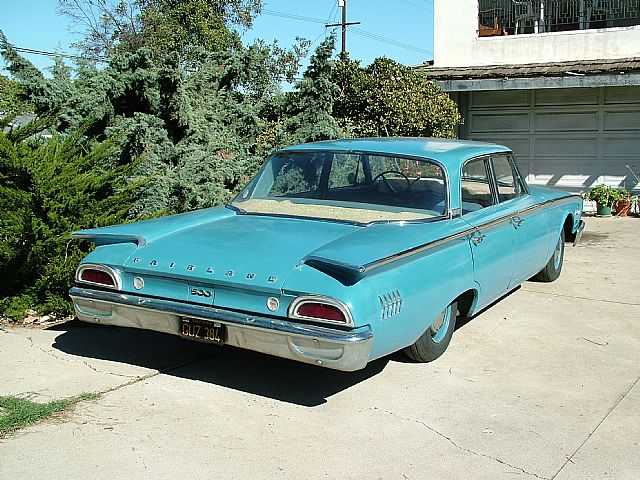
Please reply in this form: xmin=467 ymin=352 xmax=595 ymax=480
xmin=466 ymin=86 xmax=640 ymax=195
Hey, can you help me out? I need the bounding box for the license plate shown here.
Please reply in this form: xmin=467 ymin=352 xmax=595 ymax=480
xmin=180 ymin=317 xmax=225 ymax=345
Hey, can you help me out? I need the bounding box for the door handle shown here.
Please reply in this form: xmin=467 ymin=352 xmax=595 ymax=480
xmin=511 ymin=216 xmax=524 ymax=229
xmin=471 ymin=231 xmax=486 ymax=245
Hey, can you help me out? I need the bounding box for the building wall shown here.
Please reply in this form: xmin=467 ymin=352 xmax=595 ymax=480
xmin=434 ymin=0 xmax=640 ymax=67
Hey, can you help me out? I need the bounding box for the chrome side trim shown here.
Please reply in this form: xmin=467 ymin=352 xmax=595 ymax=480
xmin=75 ymin=264 xmax=122 ymax=291
xmin=72 ymin=232 xmax=147 ymax=247
xmin=69 ymin=287 xmax=367 ymax=344
xmin=356 ymin=194 xmax=582 ymax=273
xmin=299 ymin=194 xmax=582 ymax=276
xmin=516 ymin=194 xmax=578 ymax=216
xmin=288 ymin=295 xmax=355 ymax=327
xmin=360 ymin=227 xmax=473 ymax=272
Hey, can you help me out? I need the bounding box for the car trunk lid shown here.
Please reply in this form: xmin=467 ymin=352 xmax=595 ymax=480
xmin=122 ymin=214 xmax=360 ymax=291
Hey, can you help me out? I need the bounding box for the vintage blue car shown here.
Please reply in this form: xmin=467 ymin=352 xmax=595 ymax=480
xmin=70 ymin=138 xmax=585 ymax=371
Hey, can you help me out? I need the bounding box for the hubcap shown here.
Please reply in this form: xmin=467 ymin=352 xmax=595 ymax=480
xmin=553 ymin=237 xmax=562 ymax=269
xmin=430 ymin=305 xmax=451 ymax=343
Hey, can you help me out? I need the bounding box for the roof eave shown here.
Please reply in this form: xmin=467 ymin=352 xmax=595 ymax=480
xmin=433 ymin=72 xmax=640 ymax=92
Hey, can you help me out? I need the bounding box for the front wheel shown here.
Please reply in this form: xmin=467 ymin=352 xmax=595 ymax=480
xmin=404 ymin=301 xmax=457 ymax=363
xmin=534 ymin=229 xmax=565 ymax=282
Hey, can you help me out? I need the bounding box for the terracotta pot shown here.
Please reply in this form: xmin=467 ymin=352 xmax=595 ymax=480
xmin=614 ymin=199 xmax=632 ymax=217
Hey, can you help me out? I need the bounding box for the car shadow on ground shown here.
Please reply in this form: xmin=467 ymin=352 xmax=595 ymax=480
xmin=49 ymin=320 xmax=388 ymax=407
xmin=577 ymin=230 xmax=610 ymax=246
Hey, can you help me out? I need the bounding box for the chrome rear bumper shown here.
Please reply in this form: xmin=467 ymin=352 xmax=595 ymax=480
xmin=69 ymin=287 xmax=372 ymax=371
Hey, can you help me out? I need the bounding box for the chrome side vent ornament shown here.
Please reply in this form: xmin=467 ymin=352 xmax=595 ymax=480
xmin=379 ymin=290 xmax=402 ymax=320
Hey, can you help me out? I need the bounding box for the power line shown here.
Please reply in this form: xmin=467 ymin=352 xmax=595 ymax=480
xmin=9 ymin=45 xmax=106 ymax=63
xmin=262 ymin=8 xmax=431 ymax=56
xmin=401 ymin=0 xmax=434 ymax=13
xmin=261 ymin=9 xmax=326 ymax=24
xmin=326 ymin=2 xmax=338 ymax=23
xmin=350 ymin=27 xmax=432 ymax=55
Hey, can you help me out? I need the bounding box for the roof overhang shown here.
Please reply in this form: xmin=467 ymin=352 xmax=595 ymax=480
xmin=414 ymin=57 xmax=640 ymax=92
xmin=437 ymin=72 xmax=640 ymax=92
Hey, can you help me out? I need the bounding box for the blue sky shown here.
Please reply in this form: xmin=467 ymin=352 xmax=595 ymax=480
xmin=1 ymin=0 xmax=434 ymax=74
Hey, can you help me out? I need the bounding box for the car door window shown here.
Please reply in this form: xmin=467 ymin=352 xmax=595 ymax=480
xmin=328 ymin=154 xmax=364 ymax=188
xmin=461 ymin=157 xmax=494 ymax=214
xmin=491 ymin=155 xmax=520 ymax=203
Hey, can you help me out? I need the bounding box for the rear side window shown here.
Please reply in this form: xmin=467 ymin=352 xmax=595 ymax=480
xmin=491 ymin=155 xmax=516 ymax=202
xmin=491 ymin=155 xmax=524 ymax=202
xmin=461 ymin=157 xmax=494 ymax=214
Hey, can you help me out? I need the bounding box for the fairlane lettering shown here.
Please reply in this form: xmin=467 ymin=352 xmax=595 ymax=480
xmin=190 ymin=288 xmax=212 ymax=298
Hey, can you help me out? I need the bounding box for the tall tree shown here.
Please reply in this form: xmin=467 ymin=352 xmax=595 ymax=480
xmin=58 ymin=0 xmax=262 ymax=59
xmin=332 ymin=56 xmax=462 ymax=138
xmin=270 ymin=36 xmax=342 ymax=148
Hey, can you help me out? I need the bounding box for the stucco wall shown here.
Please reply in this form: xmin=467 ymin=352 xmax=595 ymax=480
xmin=434 ymin=0 xmax=640 ymax=67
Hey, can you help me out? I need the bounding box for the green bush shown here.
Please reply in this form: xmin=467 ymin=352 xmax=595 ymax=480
xmin=0 ymin=123 xmax=140 ymax=319
xmin=331 ymin=56 xmax=462 ymax=138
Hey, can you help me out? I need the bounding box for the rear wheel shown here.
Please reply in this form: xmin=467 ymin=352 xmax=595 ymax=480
xmin=404 ymin=301 xmax=457 ymax=363
xmin=534 ymin=229 xmax=565 ymax=282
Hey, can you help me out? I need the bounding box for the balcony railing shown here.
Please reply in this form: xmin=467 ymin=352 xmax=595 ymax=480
xmin=478 ymin=0 xmax=640 ymax=36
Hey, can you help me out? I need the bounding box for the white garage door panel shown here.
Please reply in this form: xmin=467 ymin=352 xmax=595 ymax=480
xmin=531 ymin=160 xmax=600 ymax=189
xmin=534 ymin=112 xmax=599 ymax=132
xmin=603 ymin=137 xmax=640 ymax=157
xmin=534 ymin=137 xmax=598 ymax=157
xmin=535 ymin=88 xmax=598 ymax=106
xmin=471 ymin=113 xmax=530 ymax=133
xmin=605 ymin=86 xmax=640 ymax=104
xmin=467 ymin=87 xmax=640 ymax=193
xmin=470 ymin=90 xmax=530 ymax=107
xmin=604 ymin=111 xmax=640 ymax=131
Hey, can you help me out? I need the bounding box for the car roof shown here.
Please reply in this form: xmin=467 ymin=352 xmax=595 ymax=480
xmin=278 ymin=137 xmax=511 ymax=171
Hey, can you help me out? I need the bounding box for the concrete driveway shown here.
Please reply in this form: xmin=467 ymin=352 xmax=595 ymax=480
xmin=1 ymin=216 xmax=639 ymax=480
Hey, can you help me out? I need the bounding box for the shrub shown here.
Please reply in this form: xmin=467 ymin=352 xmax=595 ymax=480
xmin=0 ymin=123 xmax=140 ymax=319
xmin=331 ymin=56 xmax=462 ymax=138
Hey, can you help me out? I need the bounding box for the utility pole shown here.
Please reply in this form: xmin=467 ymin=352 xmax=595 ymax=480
xmin=326 ymin=0 xmax=360 ymax=56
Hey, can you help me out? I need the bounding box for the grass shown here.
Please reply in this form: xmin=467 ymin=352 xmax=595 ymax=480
xmin=0 ymin=392 xmax=100 ymax=436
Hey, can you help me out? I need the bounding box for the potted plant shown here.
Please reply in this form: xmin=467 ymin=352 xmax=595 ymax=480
xmin=613 ymin=189 xmax=632 ymax=217
xmin=584 ymin=184 xmax=624 ymax=216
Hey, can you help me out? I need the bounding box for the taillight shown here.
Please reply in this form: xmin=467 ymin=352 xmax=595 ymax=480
xmin=289 ymin=296 xmax=353 ymax=326
xmin=297 ymin=303 xmax=345 ymax=322
xmin=76 ymin=264 xmax=120 ymax=289
xmin=80 ymin=269 xmax=115 ymax=286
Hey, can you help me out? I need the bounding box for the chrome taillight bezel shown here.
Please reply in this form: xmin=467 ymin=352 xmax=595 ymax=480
xmin=288 ymin=295 xmax=354 ymax=327
xmin=75 ymin=263 xmax=122 ymax=290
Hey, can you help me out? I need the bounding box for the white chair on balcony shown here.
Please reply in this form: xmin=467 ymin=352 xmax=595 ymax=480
xmin=513 ymin=0 xmax=539 ymax=33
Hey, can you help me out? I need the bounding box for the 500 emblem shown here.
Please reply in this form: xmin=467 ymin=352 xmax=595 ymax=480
xmin=190 ymin=288 xmax=212 ymax=298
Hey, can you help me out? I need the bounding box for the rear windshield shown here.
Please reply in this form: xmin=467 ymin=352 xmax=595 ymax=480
xmin=232 ymin=151 xmax=447 ymax=223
